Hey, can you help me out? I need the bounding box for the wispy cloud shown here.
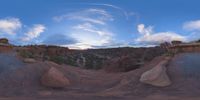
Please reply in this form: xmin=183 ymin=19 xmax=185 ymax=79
xmin=73 ymin=23 xmax=113 ymax=36
xmin=22 ymin=24 xmax=46 ymax=41
xmin=65 ymin=43 xmax=94 ymax=49
xmin=80 ymin=3 xmax=139 ymax=20
xmin=0 ymin=17 xmax=22 ymax=34
xmin=53 ymin=8 xmax=113 ymax=25
xmin=91 ymin=3 xmax=128 ymax=17
xmin=54 ymin=8 xmax=115 ymax=49
xmin=70 ymin=23 xmax=114 ymax=49
xmin=183 ymin=20 xmax=200 ymax=31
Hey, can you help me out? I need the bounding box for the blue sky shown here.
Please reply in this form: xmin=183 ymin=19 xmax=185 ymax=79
xmin=0 ymin=0 xmax=200 ymax=49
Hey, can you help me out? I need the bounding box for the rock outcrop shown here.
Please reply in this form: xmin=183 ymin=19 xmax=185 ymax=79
xmin=0 ymin=38 xmax=13 ymax=52
xmin=23 ymin=58 xmax=36 ymax=63
xmin=140 ymin=58 xmax=171 ymax=87
xmin=17 ymin=46 xmax=165 ymax=71
xmin=0 ymin=38 xmax=9 ymax=44
xmin=41 ymin=67 xmax=70 ymax=88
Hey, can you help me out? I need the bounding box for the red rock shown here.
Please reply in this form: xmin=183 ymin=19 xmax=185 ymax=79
xmin=23 ymin=58 xmax=36 ymax=63
xmin=0 ymin=38 xmax=9 ymax=44
xmin=140 ymin=59 xmax=171 ymax=87
xmin=41 ymin=67 xmax=70 ymax=88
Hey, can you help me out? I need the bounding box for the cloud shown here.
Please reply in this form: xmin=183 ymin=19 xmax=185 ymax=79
xmin=137 ymin=24 xmax=153 ymax=36
xmin=87 ymin=8 xmax=113 ymax=20
xmin=183 ymin=20 xmax=200 ymax=31
xmin=53 ymin=8 xmax=113 ymax=25
xmin=73 ymin=23 xmax=112 ymax=36
xmin=78 ymin=3 xmax=139 ymax=20
xmin=65 ymin=43 xmax=94 ymax=49
xmin=136 ymin=24 xmax=186 ymax=45
xmin=70 ymin=23 xmax=114 ymax=49
xmin=54 ymin=8 xmax=115 ymax=49
xmin=42 ymin=34 xmax=77 ymax=45
xmin=89 ymin=3 xmax=128 ymax=18
xmin=22 ymin=24 xmax=45 ymax=41
xmin=0 ymin=17 xmax=22 ymax=34
xmin=70 ymin=16 xmax=106 ymax=25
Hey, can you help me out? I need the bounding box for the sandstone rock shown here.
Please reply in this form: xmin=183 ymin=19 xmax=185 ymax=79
xmin=0 ymin=38 xmax=9 ymax=44
xmin=0 ymin=45 xmax=13 ymax=52
xmin=45 ymin=61 xmax=60 ymax=68
xmin=41 ymin=67 xmax=70 ymax=88
xmin=23 ymin=58 xmax=36 ymax=63
xmin=140 ymin=60 xmax=171 ymax=87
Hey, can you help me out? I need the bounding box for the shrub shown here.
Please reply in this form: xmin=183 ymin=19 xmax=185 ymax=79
xmin=18 ymin=50 xmax=34 ymax=58
xmin=83 ymin=54 xmax=104 ymax=70
xmin=65 ymin=56 xmax=78 ymax=66
xmin=49 ymin=56 xmax=66 ymax=64
xmin=164 ymin=51 xmax=175 ymax=57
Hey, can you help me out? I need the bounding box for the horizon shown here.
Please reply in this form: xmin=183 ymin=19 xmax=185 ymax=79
xmin=0 ymin=0 xmax=200 ymax=49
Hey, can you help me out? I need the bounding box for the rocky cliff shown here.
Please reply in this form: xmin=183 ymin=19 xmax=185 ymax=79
xmin=16 ymin=46 xmax=166 ymax=72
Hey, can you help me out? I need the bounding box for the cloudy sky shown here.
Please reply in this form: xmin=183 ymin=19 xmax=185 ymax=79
xmin=0 ymin=0 xmax=200 ymax=49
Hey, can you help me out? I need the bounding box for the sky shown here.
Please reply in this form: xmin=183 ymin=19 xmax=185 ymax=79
xmin=0 ymin=0 xmax=200 ymax=49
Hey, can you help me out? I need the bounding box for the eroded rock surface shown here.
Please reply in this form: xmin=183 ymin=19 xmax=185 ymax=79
xmin=23 ymin=58 xmax=36 ymax=63
xmin=41 ymin=67 xmax=70 ymax=88
xmin=140 ymin=58 xmax=171 ymax=87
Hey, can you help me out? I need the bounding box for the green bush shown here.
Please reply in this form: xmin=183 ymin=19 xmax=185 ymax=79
xmin=18 ymin=50 xmax=34 ymax=58
xmin=83 ymin=54 xmax=104 ymax=70
xmin=49 ymin=56 xmax=66 ymax=64
xmin=65 ymin=56 xmax=78 ymax=66
xmin=164 ymin=51 xmax=175 ymax=57
xmin=49 ymin=56 xmax=78 ymax=66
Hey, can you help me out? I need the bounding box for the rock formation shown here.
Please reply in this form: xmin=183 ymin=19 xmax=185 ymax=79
xmin=41 ymin=67 xmax=70 ymax=88
xmin=140 ymin=58 xmax=171 ymax=87
xmin=17 ymin=46 xmax=165 ymax=71
xmin=0 ymin=38 xmax=13 ymax=52
xmin=0 ymin=38 xmax=9 ymax=44
xmin=23 ymin=58 xmax=36 ymax=63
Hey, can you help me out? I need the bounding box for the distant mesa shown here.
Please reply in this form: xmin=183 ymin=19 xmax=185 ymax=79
xmin=0 ymin=38 xmax=9 ymax=45
xmin=171 ymin=40 xmax=182 ymax=45
xmin=0 ymin=38 xmax=13 ymax=52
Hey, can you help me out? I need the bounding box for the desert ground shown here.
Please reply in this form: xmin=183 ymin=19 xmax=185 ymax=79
xmin=0 ymin=46 xmax=199 ymax=100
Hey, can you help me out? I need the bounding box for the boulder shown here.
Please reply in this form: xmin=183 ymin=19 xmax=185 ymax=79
xmin=41 ymin=67 xmax=70 ymax=88
xmin=23 ymin=58 xmax=36 ymax=63
xmin=140 ymin=60 xmax=171 ymax=87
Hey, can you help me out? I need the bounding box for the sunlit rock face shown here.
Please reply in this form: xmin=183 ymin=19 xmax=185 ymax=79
xmin=140 ymin=58 xmax=171 ymax=87
xmin=0 ymin=38 xmax=9 ymax=44
xmin=23 ymin=58 xmax=36 ymax=63
xmin=169 ymin=43 xmax=200 ymax=53
xmin=0 ymin=38 xmax=13 ymax=52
